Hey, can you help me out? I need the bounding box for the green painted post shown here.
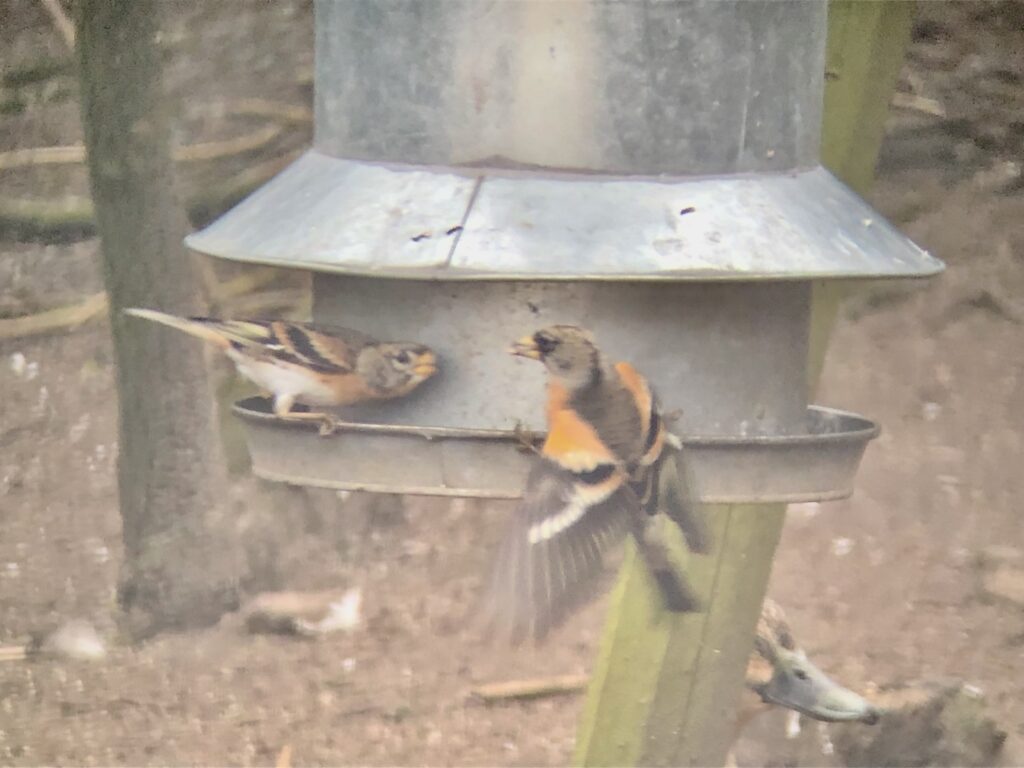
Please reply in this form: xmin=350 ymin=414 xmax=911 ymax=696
xmin=821 ymin=0 xmax=917 ymax=196
xmin=575 ymin=507 xmax=785 ymax=765
xmin=810 ymin=0 xmax=917 ymax=390
xmin=574 ymin=4 xmax=917 ymax=765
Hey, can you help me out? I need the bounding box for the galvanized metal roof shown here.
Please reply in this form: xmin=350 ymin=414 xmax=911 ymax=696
xmin=185 ymin=150 xmax=944 ymax=280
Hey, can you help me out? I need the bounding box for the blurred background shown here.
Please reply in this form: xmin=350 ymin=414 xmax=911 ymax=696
xmin=0 ymin=0 xmax=1022 ymax=765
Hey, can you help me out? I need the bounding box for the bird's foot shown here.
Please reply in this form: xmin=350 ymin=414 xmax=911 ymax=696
xmin=662 ymin=408 xmax=684 ymax=425
xmin=512 ymin=422 xmax=542 ymax=455
xmin=317 ymin=414 xmax=342 ymax=437
xmin=278 ymin=410 xmax=346 ymax=437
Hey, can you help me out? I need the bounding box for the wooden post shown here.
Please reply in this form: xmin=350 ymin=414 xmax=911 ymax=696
xmin=575 ymin=508 xmax=784 ymax=765
xmin=810 ymin=0 xmax=918 ymax=390
xmin=574 ymin=4 xmax=916 ymax=765
xmin=821 ymin=0 xmax=917 ymax=196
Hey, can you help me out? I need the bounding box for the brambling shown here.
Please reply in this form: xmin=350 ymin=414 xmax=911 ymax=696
xmin=483 ymin=324 xmax=709 ymax=643
xmin=124 ymin=309 xmax=438 ymax=434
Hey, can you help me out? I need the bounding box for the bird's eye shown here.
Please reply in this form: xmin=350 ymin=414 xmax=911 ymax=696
xmin=395 ymin=351 xmax=410 ymax=365
xmin=534 ymin=332 xmax=558 ymax=356
xmin=794 ymin=668 xmax=809 ymax=681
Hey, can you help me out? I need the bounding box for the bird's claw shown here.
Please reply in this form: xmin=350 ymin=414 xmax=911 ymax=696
xmin=278 ymin=410 xmax=345 ymax=437
xmin=512 ymin=421 xmax=541 ymax=455
xmin=317 ymin=415 xmax=341 ymax=437
xmin=662 ymin=408 xmax=684 ymax=425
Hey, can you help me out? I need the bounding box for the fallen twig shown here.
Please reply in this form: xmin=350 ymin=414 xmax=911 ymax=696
xmin=0 ymin=279 xmax=305 ymax=342
xmin=221 ymin=288 xmax=310 ymax=319
xmin=0 ymin=194 xmax=94 ymax=239
xmin=0 ymin=122 xmax=283 ymax=172
xmin=176 ymin=123 xmax=283 ymax=163
xmin=0 ymin=644 xmax=28 ymax=662
xmin=187 ymin=150 xmax=300 ymax=227
xmin=0 ymin=292 xmax=107 ymax=340
xmin=469 ymin=673 xmax=589 ymax=703
xmin=210 ymin=267 xmax=285 ymax=304
xmin=229 ymin=97 xmax=313 ymax=125
xmin=0 ymin=150 xmax=299 ymax=240
xmin=891 ymin=91 xmax=946 ymax=118
xmin=0 ymin=145 xmax=85 ymax=171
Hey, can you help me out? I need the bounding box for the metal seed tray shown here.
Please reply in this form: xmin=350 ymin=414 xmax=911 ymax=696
xmin=232 ymin=398 xmax=879 ymax=504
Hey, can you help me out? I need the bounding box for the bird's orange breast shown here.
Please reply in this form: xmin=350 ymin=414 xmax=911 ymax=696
xmin=320 ymin=369 xmax=376 ymax=405
xmin=542 ymin=381 xmax=618 ymax=472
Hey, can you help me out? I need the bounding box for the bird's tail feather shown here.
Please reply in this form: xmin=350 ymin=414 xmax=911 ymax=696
xmin=628 ymin=498 xmax=702 ymax=613
xmin=659 ymin=445 xmax=712 ymax=554
xmin=124 ymin=308 xmax=272 ymax=350
xmin=123 ymin=308 xmax=231 ymax=347
xmin=636 ymin=533 xmax=702 ymax=612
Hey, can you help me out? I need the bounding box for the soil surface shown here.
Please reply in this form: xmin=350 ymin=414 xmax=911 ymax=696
xmin=1 ymin=1 xmax=1023 ymax=765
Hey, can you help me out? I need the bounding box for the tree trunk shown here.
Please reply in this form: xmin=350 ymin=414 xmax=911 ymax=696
xmin=77 ymin=0 xmax=240 ymax=638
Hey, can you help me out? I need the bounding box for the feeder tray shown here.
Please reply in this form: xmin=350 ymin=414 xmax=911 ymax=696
xmin=234 ymin=398 xmax=878 ymax=503
xmin=184 ymin=0 xmax=941 ymax=503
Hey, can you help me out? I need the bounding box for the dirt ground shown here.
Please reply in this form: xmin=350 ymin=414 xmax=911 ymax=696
xmin=1 ymin=1 xmax=1023 ymax=766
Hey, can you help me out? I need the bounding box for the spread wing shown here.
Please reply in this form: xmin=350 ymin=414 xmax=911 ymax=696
xmin=482 ymin=457 xmax=631 ymax=644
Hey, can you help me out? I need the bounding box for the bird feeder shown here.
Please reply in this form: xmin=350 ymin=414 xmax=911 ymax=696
xmin=187 ymin=2 xmax=939 ymax=765
xmin=187 ymin=0 xmax=940 ymax=503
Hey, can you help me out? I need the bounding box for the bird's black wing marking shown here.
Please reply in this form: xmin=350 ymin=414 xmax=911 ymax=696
xmin=482 ymin=457 xmax=630 ymax=645
xmin=284 ymin=324 xmax=346 ymax=371
xmin=257 ymin=322 xmax=348 ymax=374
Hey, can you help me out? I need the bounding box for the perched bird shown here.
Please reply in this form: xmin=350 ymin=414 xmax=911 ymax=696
xmin=124 ymin=309 xmax=438 ymax=433
xmin=484 ymin=324 xmax=709 ymax=643
xmin=728 ymin=598 xmax=879 ymax=765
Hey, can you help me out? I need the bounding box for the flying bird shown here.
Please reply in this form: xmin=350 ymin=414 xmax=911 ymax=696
xmin=124 ymin=309 xmax=437 ymax=433
xmin=483 ymin=324 xmax=709 ymax=643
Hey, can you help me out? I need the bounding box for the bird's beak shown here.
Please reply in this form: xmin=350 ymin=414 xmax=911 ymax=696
xmin=413 ymin=351 xmax=438 ymax=379
xmin=758 ymin=648 xmax=881 ymax=725
xmin=510 ymin=335 xmax=541 ymax=359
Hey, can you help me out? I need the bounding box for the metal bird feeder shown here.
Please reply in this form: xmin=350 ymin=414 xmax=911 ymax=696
xmin=187 ymin=0 xmax=942 ymax=504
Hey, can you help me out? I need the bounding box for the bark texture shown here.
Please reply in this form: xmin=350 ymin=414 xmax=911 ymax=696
xmin=78 ymin=0 xmax=239 ymax=638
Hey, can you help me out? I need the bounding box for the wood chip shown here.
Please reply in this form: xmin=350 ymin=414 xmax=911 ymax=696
xmin=469 ymin=673 xmax=589 ymax=703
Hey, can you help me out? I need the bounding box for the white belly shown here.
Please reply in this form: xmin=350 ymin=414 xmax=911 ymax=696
xmin=229 ymin=350 xmax=337 ymax=407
